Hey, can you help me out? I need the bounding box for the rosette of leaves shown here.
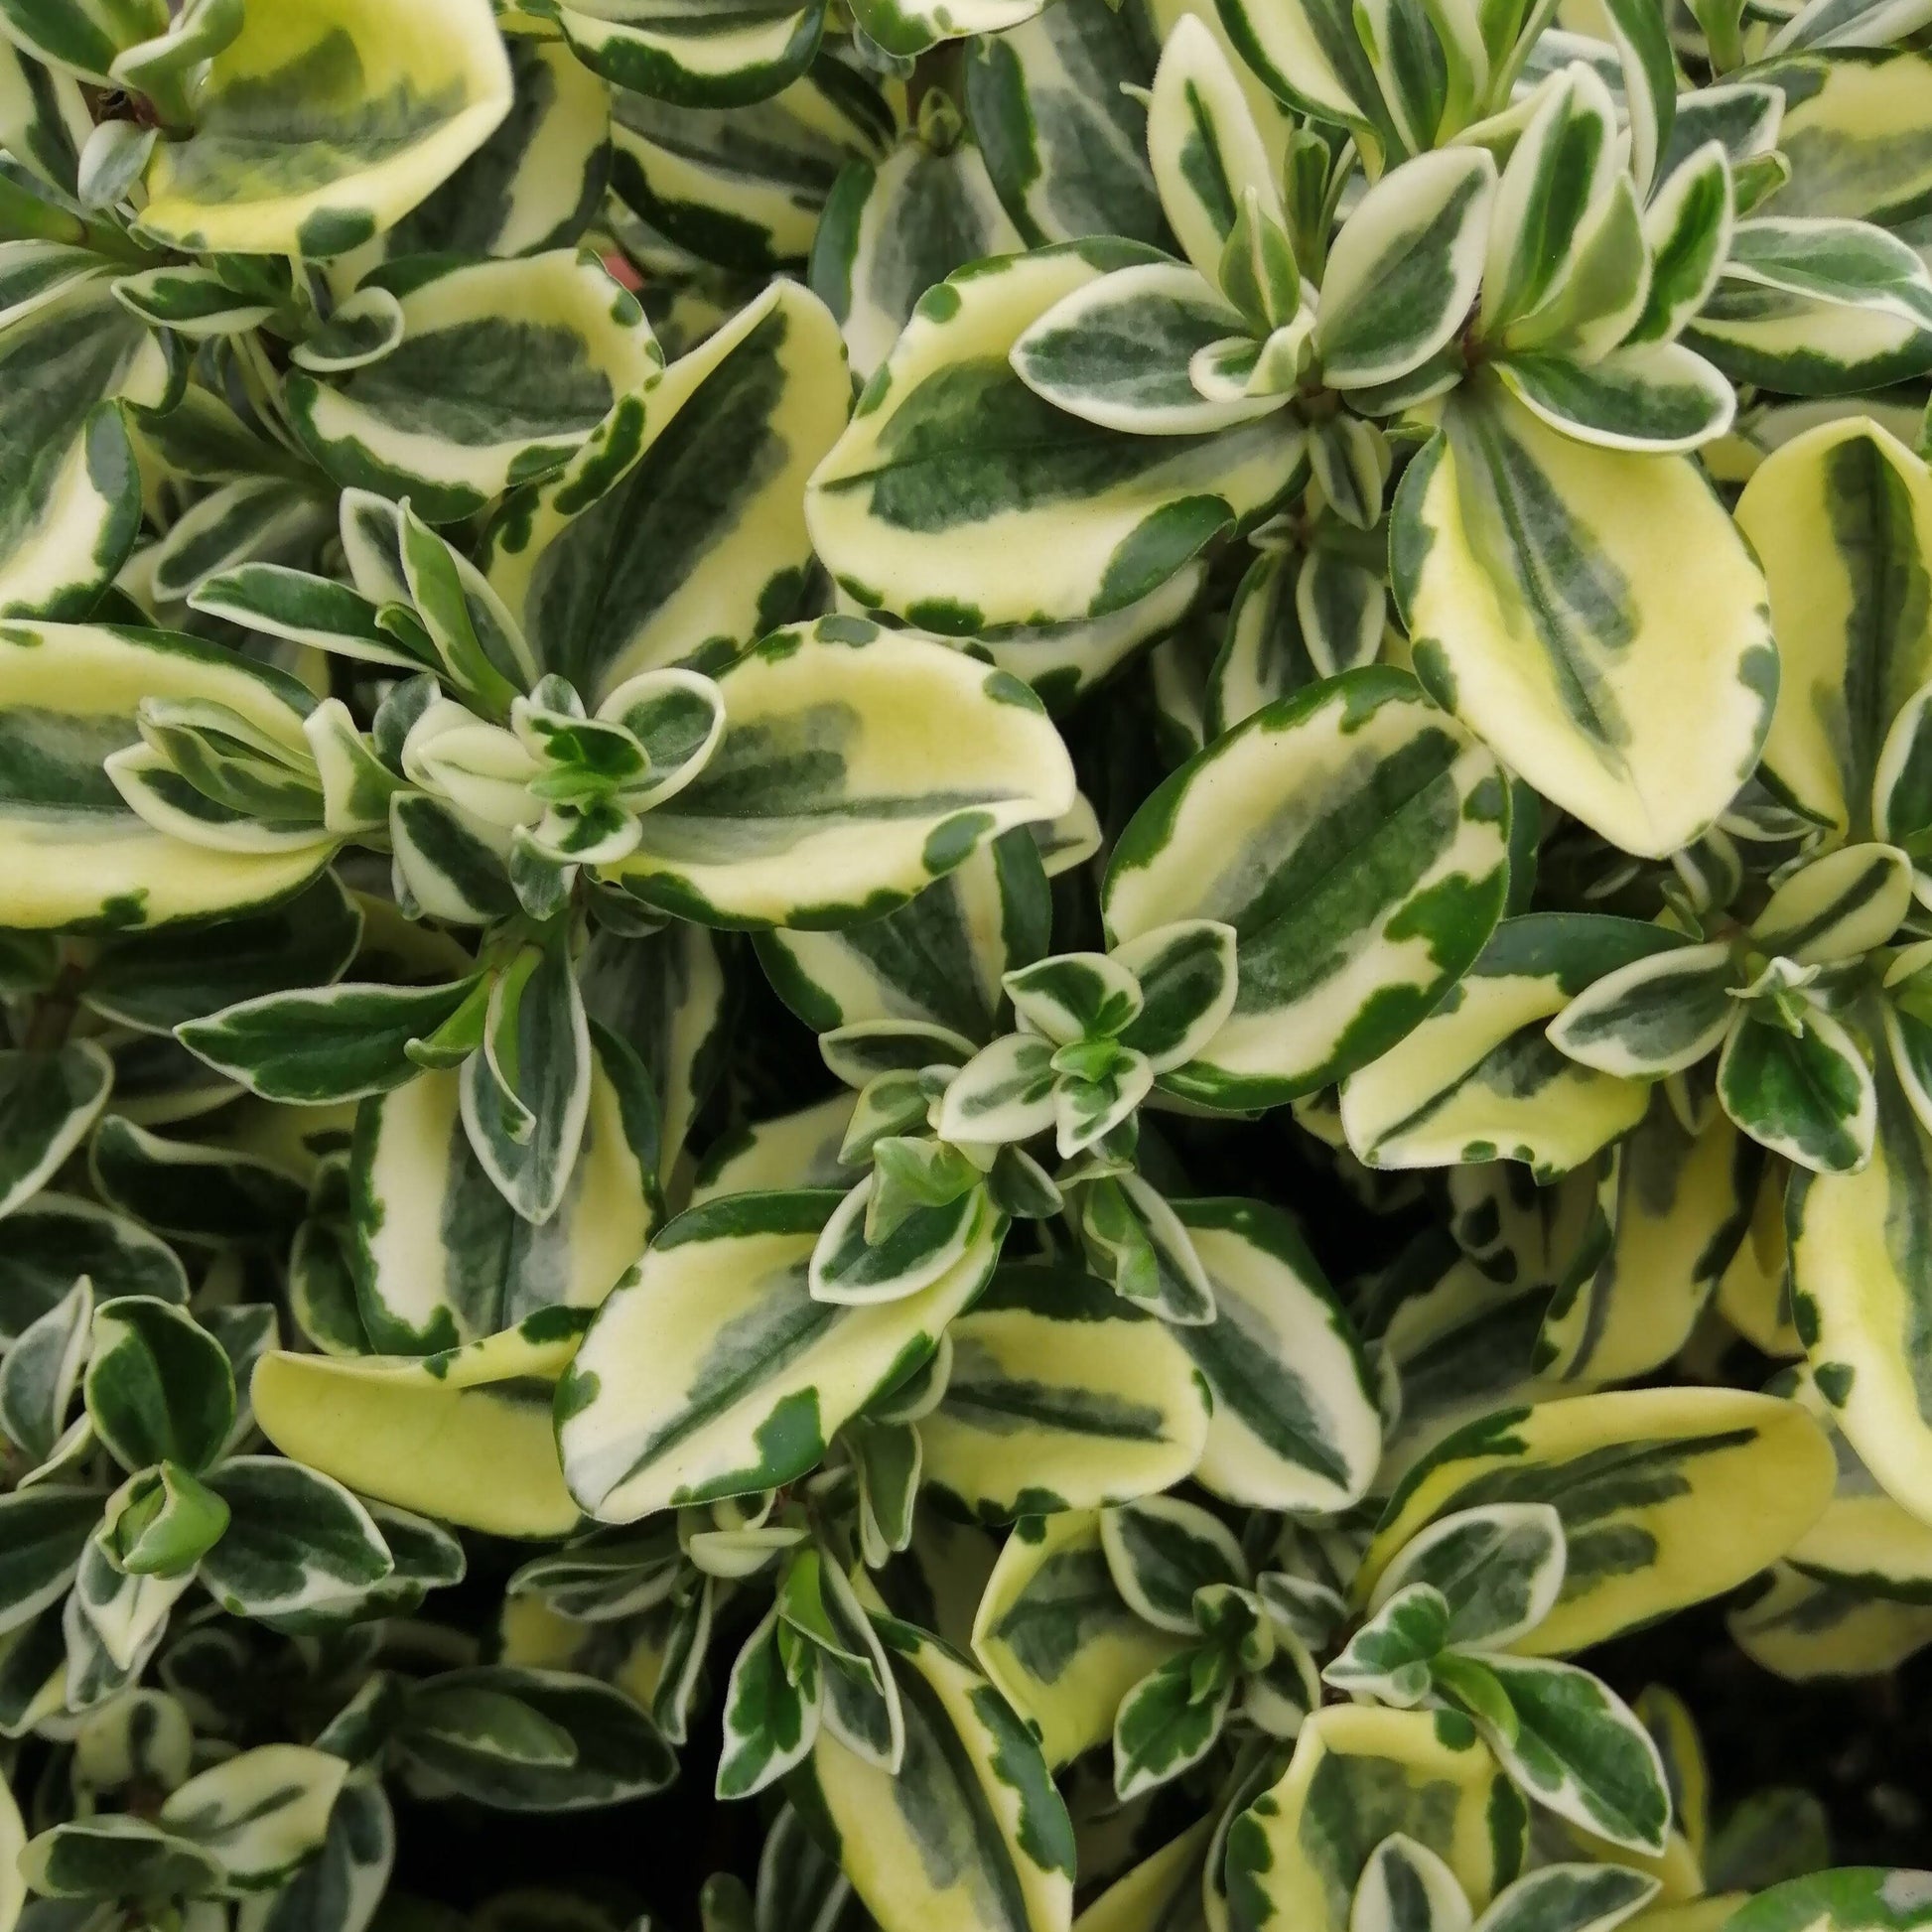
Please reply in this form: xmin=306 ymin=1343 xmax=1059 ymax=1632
xmin=0 ymin=498 xmax=1074 ymax=1375
xmin=938 ymin=924 xmax=1238 ymax=1249
xmin=0 ymin=1286 xmax=438 ymax=1720
xmin=501 ymin=1478 xmax=1077 ymax=1932
xmin=1326 ymin=1501 xmax=1672 ymax=1854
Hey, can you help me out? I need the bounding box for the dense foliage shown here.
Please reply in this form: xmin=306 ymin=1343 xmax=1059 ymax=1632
xmin=0 ymin=0 xmax=1928 ymax=1930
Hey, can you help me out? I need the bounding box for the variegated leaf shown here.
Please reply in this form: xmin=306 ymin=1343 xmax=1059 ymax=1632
xmin=972 ymin=1510 xmax=1187 ymax=1769
xmin=252 ymin=1312 xmax=584 ymax=1537
xmin=1733 ymin=417 xmax=1932 ymax=838
xmin=348 ymin=1034 xmax=656 ymax=1352
xmin=918 ymin=1265 xmax=1211 ymax=1522
xmin=786 ymin=1617 xmax=1076 ymax=1932
xmin=963 ymin=0 xmax=1166 ymax=250
xmin=1104 ymin=666 xmax=1511 ymax=1108
xmin=605 ymin=618 xmax=1076 ymax=927
xmin=558 ymin=1190 xmax=999 ymax=1521
xmin=1356 ymin=1388 xmax=1836 ymax=1655
xmin=1338 ymin=914 xmax=1684 ymax=1177
xmin=135 ymin=0 xmax=513 ymax=256
xmin=288 ymin=251 xmax=659 ymax=522
xmin=0 ymin=623 xmax=335 ymax=929
xmin=807 ymin=242 xmax=1306 ymax=630
xmin=1169 ymin=1198 xmax=1381 ymax=1512
xmin=555 ymin=0 xmax=823 ymax=105
xmin=483 ymin=277 xmax=847 ymax=701
xmin=608 ymin=58 xmax=894 ymax=272
xmin=1223 ymin=1707 xmax=1526 ymax=1932
xmin=812 ymin=129 xmax=1025 ymax=381
xmin=1392 ymin=377 xmax=1776 ymax=859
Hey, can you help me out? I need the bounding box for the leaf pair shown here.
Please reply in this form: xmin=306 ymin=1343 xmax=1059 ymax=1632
xmin=717 ymin=1547 xmax=900 ymax=1797
xmin=1330 ymin=1502 xmax=1672 ymax=1855
xmin=1552 ymin=842 xmax=1915 ymax=1175
xmin=939 ymin=918 xmax=1238 ymax=1161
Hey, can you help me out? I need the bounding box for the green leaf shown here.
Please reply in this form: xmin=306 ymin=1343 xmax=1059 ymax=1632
xmin=178 ymin=975 xmax=484 ymax=1105
xmin=65 ymin=1500 xmax=196 ymax=1705
xmin=197 ymin=1456 xmax=395 ymax=1626
xmin=934 ymin=1034 xmax=1059 ymax=1147
xmin=1116 ymin=919 xmax=1240 ymax=1073
xmin=84 ymin=1294 xmax=234 ymax=1475
xmin=101 ymin=1459 xmax=228 ymax=1576
xmin=847 ymin=0 xmax=1042 ymax=59
xmin=0 ymin=268 xmax=172 ymax=621
xmin=1073 ymin=1169 xmax=1212 ymax=1323
xmin=1718 ymin=1870 xmax=1932 ymax=1932
xmin=0 ymin=39 xmax=93 ymax=195
xmin=1725 ymin=216 xmax=1932 ymax=328
xmin=1105 ymin=666 xmax=1510 ymax=1108
xmin=810 ymin=1173 xmax=990 ymax=1308
xmin=1628 ymin=143 xmax=1733 ymax=345
xmin=399 ymin=1666 xmax=675 ymax=1811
